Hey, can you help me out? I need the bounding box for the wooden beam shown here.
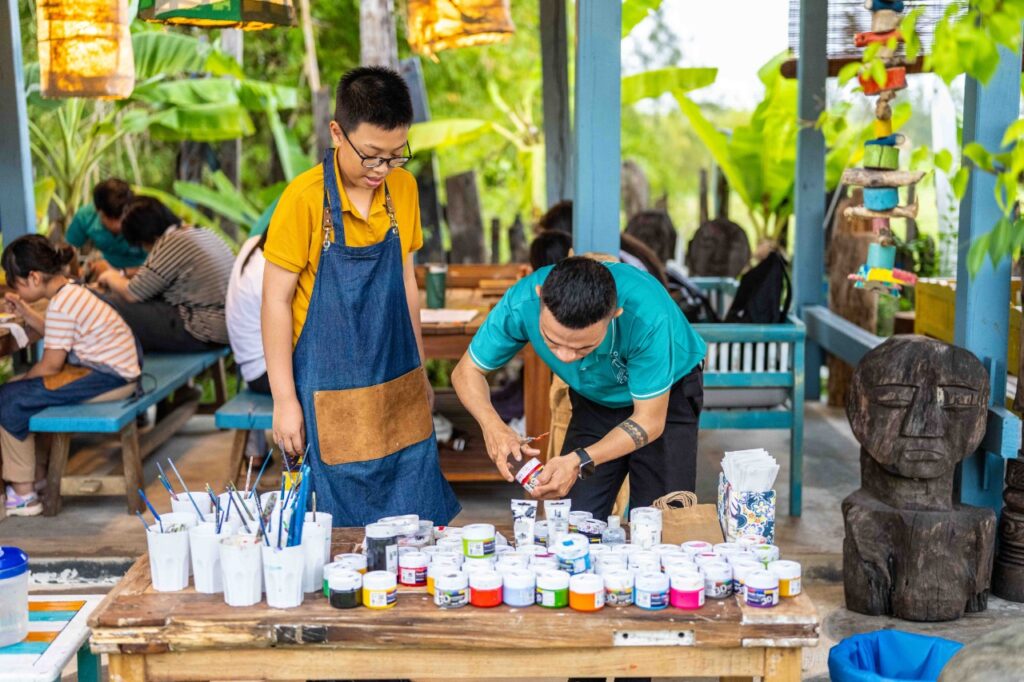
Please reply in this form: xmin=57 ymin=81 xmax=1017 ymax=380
xmin=0 ymin=0 xmax=36 ymax=240
xmin=540 ymin=0 xmax=572 ymax=207
xmin=359 ymin=0 xmax=398 ymax=69
xmin=955 ymin=37 xmax=1024 ymax=512
xmin=572 ymin=0 xmax=621 ymax=256
xmin=792 ymin=2 xmax=827 ymax=401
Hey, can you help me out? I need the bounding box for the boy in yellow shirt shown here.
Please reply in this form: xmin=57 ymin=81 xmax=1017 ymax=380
xmin=262 ymin=67 xmax=459 ymax=526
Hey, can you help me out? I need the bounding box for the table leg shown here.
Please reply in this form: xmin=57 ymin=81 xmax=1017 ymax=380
xmin=763 ymin=648 xmax=802 ymax=682
xmin=109 ymin=653 xmax=146 ymax=682
xmin=76 ymin=641 xmax=101 ymax=682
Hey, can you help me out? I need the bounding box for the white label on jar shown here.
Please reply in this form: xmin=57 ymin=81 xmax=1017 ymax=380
xmin=706 ymin=579 xmax=732 ymax=598
xmin=785 ymin=577 xmax=802 ymax=595
xmin=593 ymin=590 xmax=606 ymax=608
xmin=386 ymin=545 xmax=398 ymax=573
xmin=539 ymin=588 xmax=557 ymax=607
xmin=465 ymin=539 xmax=495 ymax=557
xmin=634 ymin=526 xmax=660 ymax=549
xmin=636 ymin=589 xmax=667 ymax=609
xmin=400 ymin=566 xmax=426 ymax=585
xmin=368 ymin=589 xmax=395 ymax=608
xmin=606 ymin=588 xmax=633 ymax=606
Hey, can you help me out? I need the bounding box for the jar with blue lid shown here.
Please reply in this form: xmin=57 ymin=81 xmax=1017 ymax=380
xmin=0 ymin=546 xmax=29 ymax=647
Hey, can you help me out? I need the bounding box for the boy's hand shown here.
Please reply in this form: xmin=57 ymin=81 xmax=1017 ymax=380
xmin=4 ymin=293 xmax=27 ymax=316
xmin=273 ymin=396 xmax=305 ymax=457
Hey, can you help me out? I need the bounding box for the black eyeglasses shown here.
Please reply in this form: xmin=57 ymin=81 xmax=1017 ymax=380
xmin=340 ymin=127 xmax=412 ymax=169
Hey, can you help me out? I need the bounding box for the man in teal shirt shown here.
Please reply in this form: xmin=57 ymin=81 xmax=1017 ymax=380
xmin=452 ymin=256 xmax=707 ymax=518
xmin=65 ymin=179 xmax=147 ymax=273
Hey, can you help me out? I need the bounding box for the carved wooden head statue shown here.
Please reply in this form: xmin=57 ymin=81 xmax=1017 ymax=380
xmin=848 ymin=335 xmax=989 ymax=480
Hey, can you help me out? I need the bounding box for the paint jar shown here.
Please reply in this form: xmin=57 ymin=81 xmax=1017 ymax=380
xmin=569 ymin=573 xmax=605 ymax=612
xmin=434 ymin=571 xmax=469 ymax=609
xmin=426 ymin=554 xmax=463 ymax=595
xmin=652 ymin=543 xmax=681 ymax=558
xmin=494 ymin=544 xmax=514 ymax=557
xmin=365 ymin=523 xmax=399 ymax=574
xmin=737 ymin=534 xmax=768 ymax=549
xmin=731 ymin=557 xmax=764 ymax=593
xmin=502 ymin=569 xmax=535 ymax=607
xmin=463 ymin=557 xmax=496 ymax=574
xmin=595 ymin=553 xmax=628 ymax=576
xmin=660 ymin=552 xmax=693 ymax=573
xmin=577 ymin=519 xmax=607 ymax=544
xmin=587 ymin=544 xmax=610 ymax=561
xmin=530 ymin=553 xmax=558 ymax=572
xmin=610 ymin=543 xmax=640 ymax=557
xmin=262 ymin=544 xmax=306 ymax=609
xmin=435 ymin=526 xmax=463 ymax=540
xmin=396 ymin=520 xmax=434 ymax=549
xmin=669 ymin=570 xmax=705 ymax=610
xmin=681 ymin=540 xmax=713 ymax=557
xmin=362 ymin=570 xmax=398 ymax=609
xmin=328 ymin=570 xmax=362 ymax=609
xmin=629 ymin=551 xmax=661 ymax=575
xmin=322 ymin=562 xmax=347 ymax=598
xmin=517 ymin=543 xmax=547 ymax=556
xmin=496 ymin=552 xmax=531 ymax=572
xmin=398 ymin=551 xmax=429 ymax=587
xmin=462 ymin=523 xmax=496 ymax=558
xmin=553 ymin=533 xmax=592 ymax=575
xmin=629 ymin=507 xmax=662 ymax=549
xmin=436 ymin=536 xmax=463 ymax=554
xmin=702 ymin=561 xmax=733 ymax=599
xmin=469 ymin=570 xmax=503 ymax=608
xmin=634 ymin=572 xmax=670 ymax=611
xmin=694 ymin=552 xmax=722 ymax=568
xmin=603 ymin=569 xmax=634 ymax=607
xmin=767 ymin=560 xmax=802 ymax=597
xmin=713 ymin=542 xmax=745 ymax=556
xmin=380 ymin=514 xmax=420 ymax=535
xmin=332 ymin=553 xmax=368 ymax=574
xmin=220 ymin=535 xmax=262 ymax=607
xmin=514 ymin=457 xmax=545 ymax=493
xmin=568 ymin=511 xmax=593 ymax=533
xmin=533 ymin=521 xmax=549 ymax=547
xmin=535 ymin=570 xmax=570 ymax=608
xmin=743 ymin=570 xmax=779 ymax=608
xmin=752 ymin=544 xmax=780 ymax=567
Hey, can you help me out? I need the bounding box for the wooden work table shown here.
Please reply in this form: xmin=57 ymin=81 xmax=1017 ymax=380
xmin=90 ymin=528 xmax=819 ymax=681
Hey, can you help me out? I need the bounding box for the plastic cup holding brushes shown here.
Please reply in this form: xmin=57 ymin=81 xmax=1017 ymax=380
xmin=261 ymin=462 xmax=314 ymax=608
xmin=165 ymin=459 xmax=213 ymax=517
xmin=139 ymin=488 xmax=194 ymax=592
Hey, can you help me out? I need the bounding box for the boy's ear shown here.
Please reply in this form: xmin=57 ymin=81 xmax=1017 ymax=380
xmin=328 ymin=120 xmax=344 ymax=146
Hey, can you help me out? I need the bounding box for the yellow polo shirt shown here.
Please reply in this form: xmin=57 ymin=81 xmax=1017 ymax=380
xmin=264 ymin=162 xmax=423 ymax=345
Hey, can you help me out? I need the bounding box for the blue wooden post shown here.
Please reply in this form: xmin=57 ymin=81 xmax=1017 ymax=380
xmin=572 ymin=0 xmax=620 ymax=255
xmin=0 ymin=0 xmax=35 ymax=241
xmin=954 ymin=39 xmax=1023 ymax=513
xmin=792 ymin=3 xmax=827 ymax=400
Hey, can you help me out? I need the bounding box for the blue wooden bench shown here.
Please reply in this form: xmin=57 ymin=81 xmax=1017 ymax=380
xmin=214 ymin=389 xmax=273 ymax=484
xmin=690 ymin=277 xmax=806 ymax=517
xmin=29 ymin=348 xmax=229 ymax=516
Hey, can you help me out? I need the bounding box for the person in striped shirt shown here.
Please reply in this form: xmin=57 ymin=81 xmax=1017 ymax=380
xmin=97 ymin=197 xmax=233 ymax=352
xmin=1 ymin=236 xmax=140 ymax=516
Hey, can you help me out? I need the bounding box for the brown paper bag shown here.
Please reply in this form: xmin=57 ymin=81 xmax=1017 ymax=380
xmin=652 ymin=492 xmax=724 ymax=544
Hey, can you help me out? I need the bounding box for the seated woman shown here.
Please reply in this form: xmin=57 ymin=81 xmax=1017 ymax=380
xmin=0 ymin=236 xmax=140 ymax=516
xmin=98 ymin=197 xmax=233 ymax=353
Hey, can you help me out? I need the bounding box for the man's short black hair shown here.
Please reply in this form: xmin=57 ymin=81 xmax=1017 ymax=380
xmin=335 ymin=66 xmax=413 ymax=132
xmin=93 ymin=178 xmax=133 ymax=220
xmin=121 ymin=196 xmax=180 ymax=247
xmin=538 ymin=200 xmax=572 ymax=233
xmin=540 ymin=257 xmax=618 ymax=329
xmin=529 ymin=230 xmax=572 ymax=270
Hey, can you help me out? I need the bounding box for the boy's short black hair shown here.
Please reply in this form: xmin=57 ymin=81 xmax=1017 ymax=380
xmin=121 ymin=196 xmax=180 ymax=247
xmin=538 ymin=199 xmax=573 ymax=233
xmin=529 ymin=230 xmax=572 ymax=270
xmin=540 ymin=257 xmax=618 ymax=329
xmin=93 ymin=178 xmax=133 ymax=220
xmin=335 ymin=66 xmax=413 ymax=132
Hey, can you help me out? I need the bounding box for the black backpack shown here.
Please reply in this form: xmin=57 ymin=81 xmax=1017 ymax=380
xmin=724 ymin=251 xmax=792 ymax=324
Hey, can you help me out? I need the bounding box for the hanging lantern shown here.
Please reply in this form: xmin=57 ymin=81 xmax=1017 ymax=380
xmin=407 ymin=0 xmax=515 ymax=59
xmin=36 ymin=0 xmax=135 ymax=99
xmin=138 ymin=0 xmax=294 ymax=30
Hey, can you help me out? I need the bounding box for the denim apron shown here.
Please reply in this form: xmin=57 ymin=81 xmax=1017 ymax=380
xmin=292 ymin=151 xmax=461 ymax=527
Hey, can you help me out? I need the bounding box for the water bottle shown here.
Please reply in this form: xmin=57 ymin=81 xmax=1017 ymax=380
xmin=601 ymin=515 xmax=626 ymax=546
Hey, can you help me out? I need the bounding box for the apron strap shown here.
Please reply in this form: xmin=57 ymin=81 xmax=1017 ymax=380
xmin=321 ymin=149 xmax=399 ymax=251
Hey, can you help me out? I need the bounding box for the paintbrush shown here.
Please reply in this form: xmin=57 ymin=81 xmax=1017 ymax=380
xmin=248 ymin=448 xmax=273 ymax=498
xmin=520 ymin=431 xmax=550 ymax=444
xmin=205 ymin=485 xmax=222 ymax=533
xmin=134 ymin=510 xmax=151 ymax=531
xmin=252 ymin=492 xmax=271 ymax=546
xmin=138 ymin=488 xmax=163 ymax=533
xmin=166 ymin=459 xmax=204 ymax=518
xmin=244 ymin=456 xmax=254 ymax=495
xmin=227 ymin=482 xmax=255 ymax=522
xmin=155 ymin=462 xmax=178 ymax=500
xmin=227 ymin=488 xmax=251 ymax=534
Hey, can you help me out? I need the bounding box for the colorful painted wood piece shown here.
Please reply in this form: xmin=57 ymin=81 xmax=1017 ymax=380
xmin=842 ymin=168 xmax=924 ymax=187
xmin=864 ymin=0 xmax=905 ymax=11
xmin=873 ymin=119 xmax=893 ymax=137
xmin=863 ymin=187 xmax=900 ymax=212
xmin=870 ymin=9 xmax=902 ymax=33
xmin=860 ymin=67 xmax=907 ymax=95
xmin=854 ymin=30 xmax=903 ymax=47
xmin=0 ymin=596 xmax=102 ymax=682
xmin=863 ymin=145 xmax=900 ymax=169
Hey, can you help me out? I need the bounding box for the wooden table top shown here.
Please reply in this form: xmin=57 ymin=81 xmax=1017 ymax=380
xmin=89 ymin=529 xmax=819 ymax=656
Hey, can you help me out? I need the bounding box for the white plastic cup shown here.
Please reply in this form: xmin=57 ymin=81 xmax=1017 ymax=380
xmin=189 ymin=522 xmax=228 ymax=594
xmin=171 ymin=494 xmax=212 ymax=517
xmin=147 ymin=524 xmax=190 ymax=592
xmin=300 ymin=521 xmax=328 ymax=593
xmin=202 ymin=511 xmax=240 ymax=536
xmin=219 ymin=535 xmax=263 ymax=607
xmin=159 ymin=511 xmax=198 ymax=531
xmin=219 ymin=492 xmax=259 ymax=532
xmin=259 ymin=491 xmax=281 ymax=517
xmin=305 ymin=511 xmax=333 ymax=561
xmin=262 ymin=544 xmax=305 ymax=609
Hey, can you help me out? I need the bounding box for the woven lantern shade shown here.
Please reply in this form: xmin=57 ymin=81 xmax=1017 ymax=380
xmin=36 ymin=0 xmax=135 ymax=99
xmin=407 ymin=0 xmax=515 ymax=59
xmin=138 ymin=0 xmax=295 ymax=30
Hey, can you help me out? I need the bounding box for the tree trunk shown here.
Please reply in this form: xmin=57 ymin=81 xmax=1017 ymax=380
xmin=445 ymin=171 xmax=486 ymax=263
xmin=298 ymin=0 xmax=332 ymax=157
xmin=218 ymin=29 xmax=243 ymax=241
xmin=698 ymin=169 xmax=709 ymax=225
xmin=360 ymin=0 xmax=399 ymax=69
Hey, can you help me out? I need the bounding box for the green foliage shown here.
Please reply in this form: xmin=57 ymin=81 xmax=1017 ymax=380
xmin=622 ymin=0 xmax=663 ymax=38
xmin=927 ymin=0 xmax=1024 ymax=85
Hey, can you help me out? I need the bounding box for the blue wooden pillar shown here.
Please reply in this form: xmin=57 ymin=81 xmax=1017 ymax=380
xmin=0 ymin=0 xmax=35 ymax=241
xmin=954 ymin=39 xmax=1023 ymax=512
xmin=572 ymin=0 xmax=620 ymax=255
xmin=792 ymin=2 xmax=827 ymax=400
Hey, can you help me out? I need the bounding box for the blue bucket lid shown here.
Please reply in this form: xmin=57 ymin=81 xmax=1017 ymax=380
xmin=0 ymin=547 xmax=28 ymax=580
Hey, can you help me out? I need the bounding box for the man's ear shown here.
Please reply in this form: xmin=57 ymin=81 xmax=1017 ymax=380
xmin=613 ymin=307 xmax=624 ymax=319
xmin=535 ymin=285 xmax=542 ymax=297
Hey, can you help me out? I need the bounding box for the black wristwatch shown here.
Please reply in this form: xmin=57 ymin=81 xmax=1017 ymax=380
xmin=574 ymin=447 xmax=596 ymax=480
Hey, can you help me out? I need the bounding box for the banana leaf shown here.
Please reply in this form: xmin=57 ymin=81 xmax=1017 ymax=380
xmin=409 ymin=119 xmax=494 ymax=152
xmin=621 ymin=67 xmax=718 ymax=104
xmin=148 ymin=104 xmax=256 ymax=142
xmin=174 ymin=179 xmax=261 ymax=228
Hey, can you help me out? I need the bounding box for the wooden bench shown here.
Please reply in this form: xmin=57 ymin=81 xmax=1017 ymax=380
xmin=214 ymin=389 xmax=272 ymax=485
xmin=690 ymin=278 xmax=807 ymax=517
xmin=29 ymin=348 xmax=230 ymax=516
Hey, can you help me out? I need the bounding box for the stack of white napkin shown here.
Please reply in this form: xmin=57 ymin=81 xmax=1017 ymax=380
xmin=721 ymin=448 xmax=779 ymax=493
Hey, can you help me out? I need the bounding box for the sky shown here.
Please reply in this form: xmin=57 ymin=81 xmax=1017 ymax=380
xmin=623 ymin=0 xmax=791 ymax=110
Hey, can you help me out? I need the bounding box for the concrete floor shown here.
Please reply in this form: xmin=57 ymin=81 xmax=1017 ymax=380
xmin=9 ymin=401 xmax=1024 ymax=680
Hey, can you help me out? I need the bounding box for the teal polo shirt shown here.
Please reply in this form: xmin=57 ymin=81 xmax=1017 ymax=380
xmin=65 ymin=205 xmax=147 ymax=269
xmin=469 ymin=262 xmax=707 ymax=408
